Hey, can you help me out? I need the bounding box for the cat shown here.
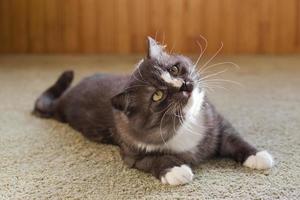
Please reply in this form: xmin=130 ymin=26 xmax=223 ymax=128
xmin=33 ymin=37 xmax=274 ymax=185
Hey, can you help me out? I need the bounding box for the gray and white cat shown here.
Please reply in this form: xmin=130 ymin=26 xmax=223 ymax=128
xmin=33 ymin=37 xmax=274 ymax=185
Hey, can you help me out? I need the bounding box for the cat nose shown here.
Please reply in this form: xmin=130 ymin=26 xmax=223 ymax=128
xmin=180 ymin=81 xmax=193 ymax=93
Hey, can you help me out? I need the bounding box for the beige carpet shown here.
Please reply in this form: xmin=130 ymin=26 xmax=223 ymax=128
xmin=0 ymin=55 xmax=299 ymax=200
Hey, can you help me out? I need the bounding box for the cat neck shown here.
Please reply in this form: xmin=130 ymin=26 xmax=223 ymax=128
xmin=133 ymin=88 xmax=206 ymax=154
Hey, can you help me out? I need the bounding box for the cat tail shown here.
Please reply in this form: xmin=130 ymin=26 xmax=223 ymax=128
xmin=33 ymin=70 xmax=74 ymax=118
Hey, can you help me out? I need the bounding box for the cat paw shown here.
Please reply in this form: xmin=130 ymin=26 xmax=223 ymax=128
xmin=161 ymin=165 xmax=194 ymax=185
xmin=243 ymin=150 xmax=274 ymax=169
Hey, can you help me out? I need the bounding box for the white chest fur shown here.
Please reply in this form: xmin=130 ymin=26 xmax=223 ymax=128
xmin=136 ymin=87 xmax=205 ymax=153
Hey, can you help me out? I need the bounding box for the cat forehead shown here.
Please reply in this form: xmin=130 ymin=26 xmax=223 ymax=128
xmin=129 ymin=72 xmax=182 ymax=92
xmin=131 ymin=55 xmax=194 ymax=89
xmin=138 ymin=58 xmax=190 ymax=77
xmin=142 ymin=54 xmax=190 ymax=67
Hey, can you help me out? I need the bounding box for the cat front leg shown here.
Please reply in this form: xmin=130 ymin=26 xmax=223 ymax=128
xmin=217 ymin=117 xmax=274 ymax=169
xmin=122 ymin=152 xmax=194 ymax=185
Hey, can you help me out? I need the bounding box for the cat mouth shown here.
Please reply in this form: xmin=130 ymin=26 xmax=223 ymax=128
xmin=176 ymin=90 xmax=192 ymax=106
xmin=182 ymin=91 xmax=192 ymax=98
xmin=179 ymin=81 xmax=193 ymax=93
xmin=179 ymin=81 xmax=194 ymax=98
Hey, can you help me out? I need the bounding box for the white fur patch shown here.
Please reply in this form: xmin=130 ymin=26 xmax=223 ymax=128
xmin=136 ymin=87 xmax=205 ymax=153
xmin=161 ymin=165 xmax=194 ymax=185
xmin=160 ymin=71 xmax=183 ymax=88
xmin=243 ymin=151 xmax=274 ymax=169
xmin=166 ymin=87 xmax=205 ymax=152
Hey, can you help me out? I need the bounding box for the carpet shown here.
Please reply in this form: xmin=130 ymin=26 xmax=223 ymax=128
xmin=0 ymin=55 xmax=299 ymax=199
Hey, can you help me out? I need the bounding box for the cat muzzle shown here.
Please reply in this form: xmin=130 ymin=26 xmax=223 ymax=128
xmin=180 ymin=81 xmax=193 ymax=93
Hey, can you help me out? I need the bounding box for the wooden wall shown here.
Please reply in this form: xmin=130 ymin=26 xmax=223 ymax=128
xmin=0 ymin=0 xmax=299 ymax=54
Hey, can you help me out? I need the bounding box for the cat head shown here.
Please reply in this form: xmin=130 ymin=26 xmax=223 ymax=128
xmin=111 ymin=37 xmax=202 ymax=146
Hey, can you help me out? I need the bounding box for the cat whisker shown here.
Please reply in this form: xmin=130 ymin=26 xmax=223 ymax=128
xmin=180 ymin=102 xmax=213 ymax=130
xmin=199 ymin=78 xmax=244 ymax=87
xmin=171 ymin=104 xmax=182 ymax=134
xmin=198 ymin=41 xmax=223 ymax=73
xmin=130 ymin=73 xmax=147 ymax=84
xmin=169 ymin=40 xmax=177 ymax=54
xmin=130 ymin=66 xmax=148 ymax=84
xmin=197 ymin=68 xmax=229 ymax=83
xmin=201 ymin=85 xmax=223 ymax=94
xmin=190 ymin=68 xmax=200 ymax=80
xmin=173 ymin=103 xmax=193 ymax=130
xmin=193 ymin=34 xmax=208 ymax=68
xmin=154 ymin=30 xmax=158 ymax=41
xmin=176 ymin=106 xmax=205 ymax=136
xmin=137 ymin=65 xmax=145 ymax=81
xmin=152 ymin=102 xmax=175 ymax=114
xmin=200 ymin=83 xmax=229 ymax=92
xmin=199 ymin=61 xmax=240 ymax=75
xmin=172 ymin=116 xmax=177 ymax=135
xmin=162 ymin=31 xmax=166 ymax=46
xmin=159 ymin=103 xmax=176 ymax=146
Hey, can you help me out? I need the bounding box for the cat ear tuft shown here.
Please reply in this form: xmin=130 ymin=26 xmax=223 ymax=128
xmin=111 ymin=91 xmax=131 ymax=113
xmin=147 ymin=36 xmax=166 ymax=59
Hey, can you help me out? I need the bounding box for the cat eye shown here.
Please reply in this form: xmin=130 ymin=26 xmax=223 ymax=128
xmin=169 ymin=65 xmax=179 ymax=76
xmin=152 ymin=90 xmax=164 ymax=102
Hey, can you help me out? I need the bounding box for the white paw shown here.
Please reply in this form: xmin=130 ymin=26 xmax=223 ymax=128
xmin=161 ymin=165 xmax=194 ymax=185
xmin=243 ymin=151 xmax=274 ymax=169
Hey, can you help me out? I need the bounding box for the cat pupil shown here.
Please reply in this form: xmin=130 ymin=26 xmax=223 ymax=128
xmin=152 ymin=90 xmax=163 ymax=102
xmin=170 ymin=65 xmax=179 ymax=75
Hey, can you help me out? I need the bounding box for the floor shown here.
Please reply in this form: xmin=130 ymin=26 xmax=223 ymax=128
xmin=0 ymin=55 xmax=299 ymax=199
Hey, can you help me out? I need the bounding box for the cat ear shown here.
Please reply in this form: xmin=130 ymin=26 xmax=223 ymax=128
xmin=147 ymin=36 xmax=166 ymax=59
xmin=111 ymin=91 xmax=132 ymax=113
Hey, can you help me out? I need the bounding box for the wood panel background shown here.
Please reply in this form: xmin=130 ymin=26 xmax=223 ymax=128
xmin=0 ymin=0 xmax=299 ymax=54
